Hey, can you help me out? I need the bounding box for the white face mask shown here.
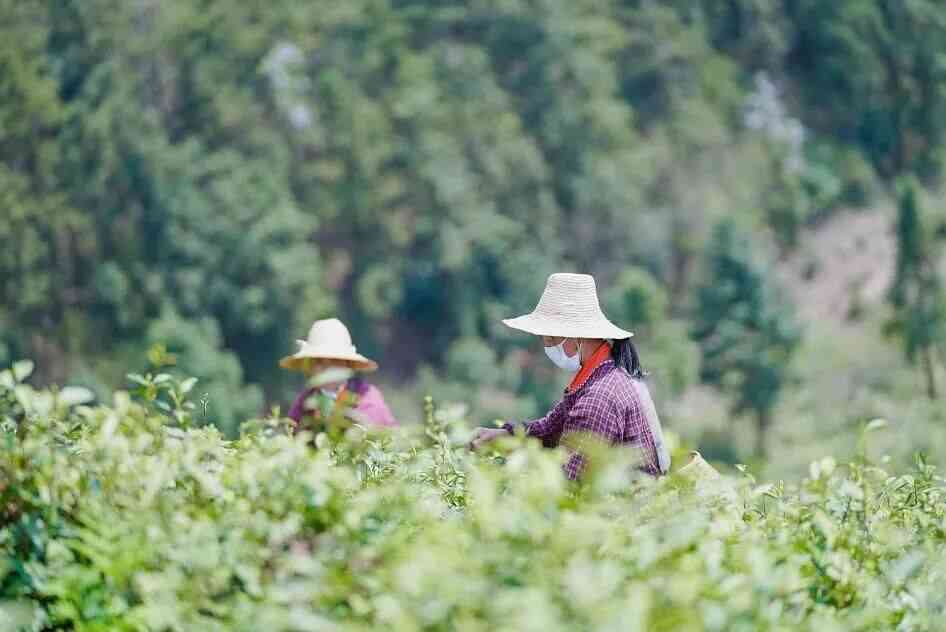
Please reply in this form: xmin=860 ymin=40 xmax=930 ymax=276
xmin=545 ymin=339 xmax=581 ymax=372
xmin=320 ymin=387 xmax=339 ymax=401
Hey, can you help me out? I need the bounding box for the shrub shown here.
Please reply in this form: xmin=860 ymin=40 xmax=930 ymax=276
xmin=1 ymin=367 xmax=944 ymax=631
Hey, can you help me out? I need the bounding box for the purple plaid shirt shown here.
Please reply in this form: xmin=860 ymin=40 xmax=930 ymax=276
xmin=508 ymin=359 xmax=663 ymax=480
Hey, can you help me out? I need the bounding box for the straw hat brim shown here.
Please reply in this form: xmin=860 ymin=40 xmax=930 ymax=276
xmin=502 ymin=313 xmax=633 ymax=340
xmin=279 ymin=350 xmax=378 ymax=372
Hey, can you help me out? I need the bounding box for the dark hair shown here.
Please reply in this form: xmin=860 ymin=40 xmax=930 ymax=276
xmin=346 ymin=376 xmax=369 ymax=395
xmin=611 ymin=338 xmax=646 ymax=380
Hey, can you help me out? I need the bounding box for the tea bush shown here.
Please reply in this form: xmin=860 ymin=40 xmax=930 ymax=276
xmin=1 ymin=365 xmax=945 ymax=631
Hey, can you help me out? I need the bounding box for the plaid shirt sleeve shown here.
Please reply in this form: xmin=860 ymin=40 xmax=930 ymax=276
xmin=518 ymin=399 xmax=568 ymax=447
xmin=559 ymin=390 xmax=623 ymax=480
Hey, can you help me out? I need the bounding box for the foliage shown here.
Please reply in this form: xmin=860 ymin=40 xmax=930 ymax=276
xmin=5 ymin=2 xmax=946 ymax=495
xmin=782 ymin=0 xmax=946 ymax=179
xmin=0 ymin=0 xmax=330 ymax=395
xmin=692 ymin=220 xmax=802 ymax=456
xmin=886 ymin=178 xmax=946 ymax=399
xmin=144 ymin=313 xmax=263 ymax=437
xmin=3 ymin=0 xmax=930 ymax=425
xmin=2 ymin=369 xmax=946 ymax=631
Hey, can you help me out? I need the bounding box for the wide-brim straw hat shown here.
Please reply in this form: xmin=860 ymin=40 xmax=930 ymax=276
xmin=502 ymin=273 xmax=633 ymax=340
xmin=279 ymin=318 xmax=378 ymax=372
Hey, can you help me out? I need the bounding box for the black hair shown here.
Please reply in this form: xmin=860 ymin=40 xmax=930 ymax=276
xmin=611 ymin=338 xmax=646 ymax=380
xmin=346 ymin=376 xmax=368 ymax=394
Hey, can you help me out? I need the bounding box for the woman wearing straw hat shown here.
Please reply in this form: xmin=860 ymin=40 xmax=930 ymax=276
xmin=281 ymin=318 xmax=398 ymax=431
xmin=470 ymin=273 xmax=670 ymax=479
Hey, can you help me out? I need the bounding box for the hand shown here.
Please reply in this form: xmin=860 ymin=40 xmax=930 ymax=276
xmin=468 ymin=427 xmax=508 ymax=451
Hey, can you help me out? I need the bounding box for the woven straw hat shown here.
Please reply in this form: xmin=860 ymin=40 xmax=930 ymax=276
xmin=279 ymin=318 xmax=378 ymax=372
xmin=502 ymin=273 xmax=633 ymax=340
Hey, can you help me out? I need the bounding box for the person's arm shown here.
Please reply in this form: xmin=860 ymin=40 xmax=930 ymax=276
xmin=558 ymin=392 xmax=623 ymax=480
xmin=503 ymin=398 xmax=568 ymax=447
xmin=288 ymin=388 xmax=315 ymax=423
xmin=286 ymin=387 xmax=316 ymax=434
xmin=472 ymin=399 xmax=567 ymax=450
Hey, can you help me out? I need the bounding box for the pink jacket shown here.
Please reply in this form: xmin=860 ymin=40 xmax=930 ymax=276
xmin=287 ymin=379 xmax=398 ymax=430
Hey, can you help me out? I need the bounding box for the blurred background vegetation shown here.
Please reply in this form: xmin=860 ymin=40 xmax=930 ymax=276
xmin=3 ymin=0 xmax=946 ymax=477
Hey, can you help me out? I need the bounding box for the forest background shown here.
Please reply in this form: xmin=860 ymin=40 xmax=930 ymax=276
xmin=4 ymin=0 xmax=946 ymax=477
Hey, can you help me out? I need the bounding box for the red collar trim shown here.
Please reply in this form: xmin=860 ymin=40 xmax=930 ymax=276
xmin=566 ymin=342 xmax=611 ymax=393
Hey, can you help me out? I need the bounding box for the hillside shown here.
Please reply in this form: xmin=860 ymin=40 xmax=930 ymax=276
xmin=781 ymin=208 xmax=895 ymax=327
xmin=3 ymin=1 xmax=946 ymax=476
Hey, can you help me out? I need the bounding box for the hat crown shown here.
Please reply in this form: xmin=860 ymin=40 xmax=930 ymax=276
xmin=501 ymin=272 xmax=633 ymax=340
xmin=305 ymin=318 xmax=355 ymax=352
xmin=280 ymin=317 xmax=378 ymax=372
xmin=534 ymin=273 xmax=603 ymax=319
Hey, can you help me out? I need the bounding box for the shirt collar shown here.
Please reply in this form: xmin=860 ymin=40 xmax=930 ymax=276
xmin=566 ymin=342 xmax=611 ymax=394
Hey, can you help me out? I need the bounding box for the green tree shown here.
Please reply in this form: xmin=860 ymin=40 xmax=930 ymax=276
xmin=784 ymin=0 xmax=946 ymax=179
xmin=887 ymin=178 xmax=946 ymax=399
xmin=692 ymin=220 xmax=802 ymax=457
xmin=0 ymin=0 xmax=90 ymax=380
xmin=7 ymin=0 xmax=943 ymax=435
xmin=1 ymin=1 xmax=330 ymax=395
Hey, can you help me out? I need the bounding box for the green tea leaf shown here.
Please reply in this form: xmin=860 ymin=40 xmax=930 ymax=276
xmin=11 ymin=360 xmax=34 ymax=382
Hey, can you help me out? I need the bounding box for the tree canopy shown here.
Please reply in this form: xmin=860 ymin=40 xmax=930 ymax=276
xmin=2 ymin=0 xmax=945 ymax=433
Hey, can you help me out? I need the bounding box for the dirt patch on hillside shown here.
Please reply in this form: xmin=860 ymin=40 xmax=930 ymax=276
xmin=779 ymin=208 xmax=895 ymax=327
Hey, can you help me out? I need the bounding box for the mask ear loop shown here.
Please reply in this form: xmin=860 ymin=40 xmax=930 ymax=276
xmin=560 ymin=338 xmax=581 ymax=364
